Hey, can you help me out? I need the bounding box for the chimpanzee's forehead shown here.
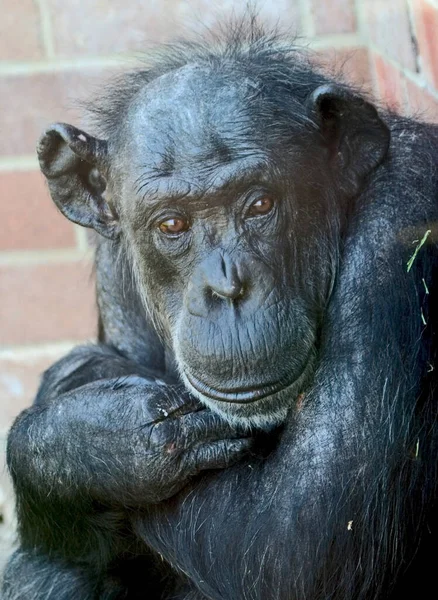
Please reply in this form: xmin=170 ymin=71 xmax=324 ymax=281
xmin=120 ymin=63 xmax=265 ymax=173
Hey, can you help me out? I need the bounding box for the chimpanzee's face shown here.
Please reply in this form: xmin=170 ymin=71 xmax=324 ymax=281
xmin=108 ymin=66 xmax=333 ymax=426
xmin=38 ymin=60 xmax=389 ymax=427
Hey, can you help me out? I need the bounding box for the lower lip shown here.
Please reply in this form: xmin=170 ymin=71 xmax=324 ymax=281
xmin=185 ymin=371 xmax=289 ymax=403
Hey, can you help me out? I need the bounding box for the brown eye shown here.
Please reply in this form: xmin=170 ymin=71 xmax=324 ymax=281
xmin=247 ymin=196 xmax=274 ymax=217
xmin=158 ymin=217 xmax=189 ymax=236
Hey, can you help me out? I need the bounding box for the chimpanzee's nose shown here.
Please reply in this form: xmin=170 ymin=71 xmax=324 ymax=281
xmin=204 ymin=252 xmax=245 ymax=302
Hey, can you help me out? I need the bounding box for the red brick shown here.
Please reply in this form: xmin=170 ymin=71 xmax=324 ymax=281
xmin=0 ymin=261 xmax=96 ymax=345
xmin=46 ymin=0 xmax=301 ymax=57
xmin=412 ymin=0 xmax=438 ymax=90
xmin=364 ymin=0 xmax=417 ymax=71
xmin=372 ymin=53 xmax=407 ymax=110
xmin=47 ymin=0 xmax=170 ymax=56
xmin=405 ymin=80 xmax=438 ymax=124
xmin=316 ymin=47 xmax=372 ymax=91
xmin=0 ymin=350 xmax=70 ymax=435
xmin=0 ymin=69 xmax=110 ymax=156
xmin=0 ymin=0 xmax=44 ymax=61
xmin=311 ymin=0 xmax=356 ymax=34
xmin=0 ymin=171 xmax=76 ymax=251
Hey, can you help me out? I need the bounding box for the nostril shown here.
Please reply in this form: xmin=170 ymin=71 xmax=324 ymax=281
xmin=210 ymin=289 xmax=228 ymax=304
xmin=220 ymin=255 xmax=227 ymax=277
xmin=210 ymin=282 xmax=245 ymax=302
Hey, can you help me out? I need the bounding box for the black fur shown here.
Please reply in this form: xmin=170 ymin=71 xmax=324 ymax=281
xmin=3 ymin=20 xmax=438 ymax=600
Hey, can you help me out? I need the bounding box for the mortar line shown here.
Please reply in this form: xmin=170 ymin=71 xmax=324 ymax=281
xmin=74 ymin=226 xmax=89 ymax=252
xmin=0 ymin=249 xmax=94 ymax=267
xmin=35 ymin=0 xmax=55 ymax=59
xmin=0 ymin=55 xmax=139 ymax=76
xmin=402 ymin=70 xmax=438 ymax=100
xmin=298 ymin=0 xmax=315 ymax=38
xmin=0 ymin=33 xmax=367 ymax=78
xmin=310 ymin=34 xmax=365 ymax=50
xmin=0 ymin=157 xmax=39 ymax=172
xmin=406 ymin=0 xmax=421 ymax=74
xmin=353 ymin=0 xmax=368 ymax=42
xmin=0 ymin=341 xmax=80 ymax=359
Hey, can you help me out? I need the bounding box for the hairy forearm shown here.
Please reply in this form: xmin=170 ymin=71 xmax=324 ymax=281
xmin=34 ymin=343 xmax=164 ymax=404
xmin=9 ymin=383 xmax=147 ymax=505
xmin=8 ymin=345 xmax=158 ymax=499
xmin=7 ymin=343 xmax=251 ymax=563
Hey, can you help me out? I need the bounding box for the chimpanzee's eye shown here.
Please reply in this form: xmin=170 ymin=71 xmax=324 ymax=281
xmin=158 ymin=217 xmax=190 ymax=236
xmin=246 ymin=196 xmax=274 ymax=218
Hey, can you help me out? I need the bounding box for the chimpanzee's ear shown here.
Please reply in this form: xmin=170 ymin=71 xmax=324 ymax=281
xmin=37 ymin=123 xmax=120 ymax=239
xmin=306 ymin=84 xmax=390 ymax=194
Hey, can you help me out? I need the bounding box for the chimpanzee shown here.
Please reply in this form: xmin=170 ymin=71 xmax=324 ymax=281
xmin=2 ymin=20 xmax=438 ymax=600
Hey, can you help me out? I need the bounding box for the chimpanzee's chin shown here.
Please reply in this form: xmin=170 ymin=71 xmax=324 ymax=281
xmin=184 ymin=369 xmax=297 ymax=403
xmin=194 ymin=387 xmax=295 ymax=429
xmin=181 ymin=355 xmax=315 ymax=428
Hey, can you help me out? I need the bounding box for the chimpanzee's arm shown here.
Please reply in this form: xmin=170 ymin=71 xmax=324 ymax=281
xmin=4 ymin=324 xmax=249 ymax=600
xmin=6 ymin=343 xmax=250 ymax=553
xmin=132 ymin=178 xmax=438 ymax=600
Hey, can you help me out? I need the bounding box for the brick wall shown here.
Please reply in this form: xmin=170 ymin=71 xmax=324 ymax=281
xmin=0 ymin=0 xmax=437 ymax=571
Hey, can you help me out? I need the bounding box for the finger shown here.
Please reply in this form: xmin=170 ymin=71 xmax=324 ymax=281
xmin=151 ymin=385 xmax=202 ymax=418
xmin=188 ymin=439 xmax=253 ymax=472
xmin=99 ymin=378 xmax=200 ymax=422
xmin=178 ymin=410 xmax=249 ymax=447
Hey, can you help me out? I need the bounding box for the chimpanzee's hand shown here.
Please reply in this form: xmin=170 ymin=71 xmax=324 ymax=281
xmin=95 ymin=375 xmax=252 ymax=503
xmin=8 ymin=374 xmax=252 ymax=507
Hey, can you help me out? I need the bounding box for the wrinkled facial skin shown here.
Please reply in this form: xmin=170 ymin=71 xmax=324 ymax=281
xmin=110 ymin=66 xmax=337 ymax=427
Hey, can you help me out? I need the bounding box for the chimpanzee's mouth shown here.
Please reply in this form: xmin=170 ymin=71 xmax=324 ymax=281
xmin=185 ymin=371 xmax=292 ymax=403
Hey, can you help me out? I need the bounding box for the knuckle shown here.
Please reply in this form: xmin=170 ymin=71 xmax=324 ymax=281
xmin=199 ymin=441 xmax=228 ymax=465
xmin=183 ymin=410 xmax=222 ymax=432
xmin=109 ymin=375 xmax=153 ymax=390
xmin=221 ymin=440 xmax=248 ymax=462
xmin=148 ymin=420 xmax=176 ymax=446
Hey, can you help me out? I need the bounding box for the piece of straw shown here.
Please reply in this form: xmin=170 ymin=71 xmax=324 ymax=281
xmin=406 ymin=230 xmax=431 ymax=272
